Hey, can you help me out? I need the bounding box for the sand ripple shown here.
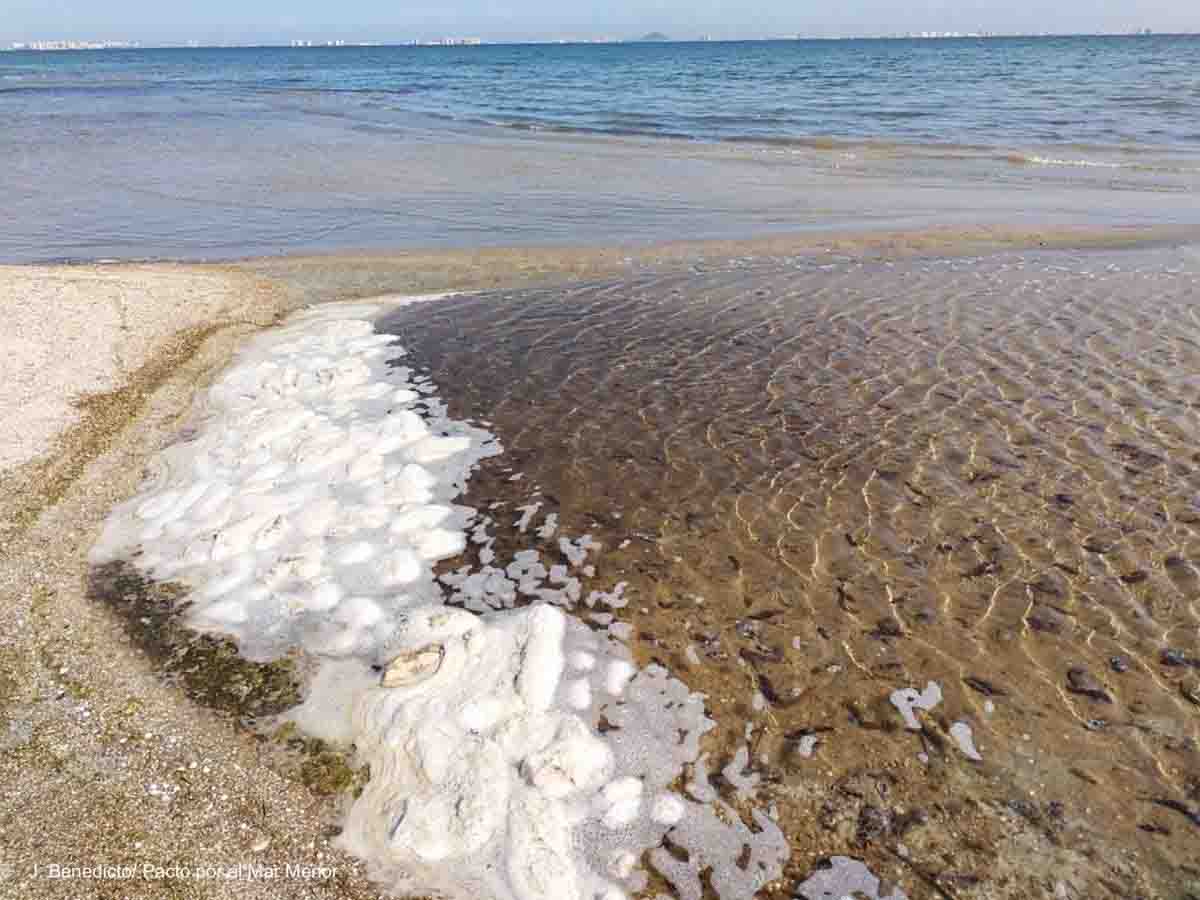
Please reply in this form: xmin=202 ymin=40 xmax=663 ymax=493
xmin=380 ymin=246 xmax=1200 ymax=897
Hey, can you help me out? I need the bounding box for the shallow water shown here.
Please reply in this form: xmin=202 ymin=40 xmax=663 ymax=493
xmin=4 ymin=39 xmax=1200 ymax=262
xmin=380 ymin=245 xmax=1200 ymax=896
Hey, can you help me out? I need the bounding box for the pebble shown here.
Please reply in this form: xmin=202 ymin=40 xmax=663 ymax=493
xmin=1161 ymin=648 xmax=1199 ymax=668
xmin=1066 ymin=667 xmax=1112 ymax=703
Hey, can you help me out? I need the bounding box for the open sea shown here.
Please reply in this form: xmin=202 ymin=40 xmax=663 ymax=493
xmin=3 ymin=36 xmax=1200 ymax=261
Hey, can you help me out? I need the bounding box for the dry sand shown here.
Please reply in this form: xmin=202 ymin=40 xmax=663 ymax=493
xmin=0 ymin=262 xmax=384 ymax=899
xmin=2 ymin=225 xmax=1198 ymax=900
xmin=0 ymin=265 xmax=272 ymax=473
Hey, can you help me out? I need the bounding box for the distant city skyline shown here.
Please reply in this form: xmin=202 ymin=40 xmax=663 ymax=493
xmin=4 ymin=30 xmax=1193 ymax=52
xmin=3 ymin=0 xmax=1199 ymax=46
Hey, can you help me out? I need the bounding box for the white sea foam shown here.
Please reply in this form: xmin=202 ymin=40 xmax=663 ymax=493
xmin=93 ymin=297 xmax=498 ymax=663
xmin=794 ymin=855 xmax=908 ymax=900
xmin=950 ymin=721 xmax=984 ymax=761
xmin=1024 ymin=155 xmax=1125 ymax=169
xmin=889 ymin=681 xmax=942 ymax=731
xmin=92 ymin=296 xmax=789 ymax=900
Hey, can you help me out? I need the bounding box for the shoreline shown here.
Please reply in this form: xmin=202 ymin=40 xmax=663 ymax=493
xmin=7 ymin=222 xmax=1198 ymax=525
xmin=3 ymin=226 xmax=1199 ymax=898
xmin=18 ymin=221 xmax=1200 ymax=270
xmin=227 ymin=223 xmax=1200 ymax=309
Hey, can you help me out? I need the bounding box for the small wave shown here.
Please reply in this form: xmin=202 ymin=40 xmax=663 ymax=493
xmin=870 ymin=109 xmax=932 ymax=120
xmin=1019 ymin=155 xmax=1126 ymax=169
xmin=0 ymin=82 xmax=158 ymax=97
xmin=724 ymin=135 xmax=853 ymax=150
xmin=486 ymin=117 xmax=696 ymax=141
xmin=1109 ymin=95 xmax=1194 ymax=112
xmin=1006 ymin=152 xmax=1200 ymax=174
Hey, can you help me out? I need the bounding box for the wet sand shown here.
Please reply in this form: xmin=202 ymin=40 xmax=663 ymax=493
xmin=2 ymin=228 xmax=1199 ymax=899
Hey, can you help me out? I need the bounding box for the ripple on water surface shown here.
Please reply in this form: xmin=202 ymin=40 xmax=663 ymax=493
xmin=380 ymin=246 xmax=1200 ymax=897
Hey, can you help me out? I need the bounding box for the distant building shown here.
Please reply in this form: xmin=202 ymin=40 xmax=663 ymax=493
xmin=17 ymin=39 xmax=138 ymax=50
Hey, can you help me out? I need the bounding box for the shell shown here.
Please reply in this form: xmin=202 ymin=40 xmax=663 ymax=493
xmin=381 ymin=644 xmax=445 ymax=688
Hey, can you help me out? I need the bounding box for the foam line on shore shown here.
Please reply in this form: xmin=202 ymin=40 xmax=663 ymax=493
xmin=94 ymin=294 xmax=492 ymax=663
xmin=91 ymin=296 xmax=788 ymax=900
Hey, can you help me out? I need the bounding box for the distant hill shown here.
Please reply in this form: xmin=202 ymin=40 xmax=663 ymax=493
xmin=637 ymin=32 xmax=670 ymax=42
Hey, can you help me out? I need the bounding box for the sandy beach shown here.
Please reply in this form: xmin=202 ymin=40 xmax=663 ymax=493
xmin=3 ymin=227 xmax=1200 ymax=899
xmin=0 ymin=244 xmax=686 ymax=900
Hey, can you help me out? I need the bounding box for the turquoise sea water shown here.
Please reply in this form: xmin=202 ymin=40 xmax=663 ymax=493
xmin=3 ymin=37 xmax=1199 ymax=261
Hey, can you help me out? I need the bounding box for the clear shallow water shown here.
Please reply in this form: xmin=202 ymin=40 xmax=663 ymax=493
xmin=380 ymin=245 xmax=1200 ymax=897
xmin=3 ymin=37 xmax=1200 ymax=261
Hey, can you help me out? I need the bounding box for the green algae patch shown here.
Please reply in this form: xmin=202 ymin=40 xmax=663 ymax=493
xmin=86 ymin=560 xmax=376 ymax=806
xmin=299 ymin=743 xmax=369 ymax=798
xmin=272 ymin=722 xmax=371 ymax=798
xmin=88 ymin=560 xmax=301 ymax=724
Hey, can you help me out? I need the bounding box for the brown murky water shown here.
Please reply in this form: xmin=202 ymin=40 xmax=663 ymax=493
xmin=380 ymin=246 xmax=1200 ymax=899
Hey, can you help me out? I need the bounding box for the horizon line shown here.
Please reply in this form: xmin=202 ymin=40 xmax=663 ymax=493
xmin=5 ymin=30 xmax=1198 ymax=51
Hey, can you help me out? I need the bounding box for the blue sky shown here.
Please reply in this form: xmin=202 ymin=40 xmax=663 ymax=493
xmin=5 ymin=0 xmax=1198 ymax=43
